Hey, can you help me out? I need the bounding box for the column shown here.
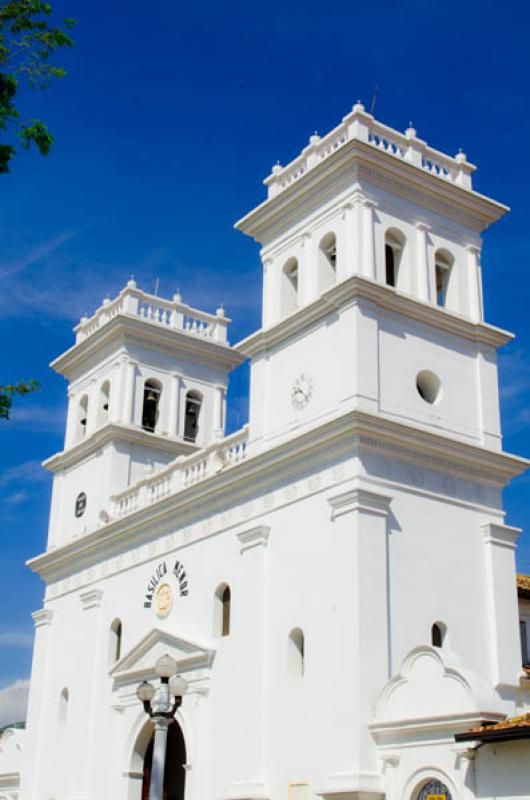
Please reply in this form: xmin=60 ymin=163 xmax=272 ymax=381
xmin=481 ymin=522 xmax=522 ymax=689
xmin=85 ymin=378 xmax=98 ymax=436
xmin=225 ymin=526 xmax=270 ymax=799
xmin=467 ymin=246 xmax=483 ymax=321
xmin=64 ymin=389 xmax=77 ymax=448
xmin=108 ymin=361 xmax=122 ymax=423
xmin=213 ymin=385 xmax=225 ymax=440
xmin=120 ymin=359 xmax=137 ymax=425
xmin=19 ymin=609 xmax=54 ymax=800
xmin=299 ymin=232 xmax=318 ymax=305
xmin=262 ymin=258 xmax=278 ymax=327
xmin=80 ymin=589 xmax=105 ymax=798
xmin=415 ymin=223 xmax=431 ymax=302
xmin=362 ymin=200 xmax=377 ymax=279
xmin=321 ymin=486 xmax=392 ymax=786
xmin=168 ymin=372 xmax=181 ymax=438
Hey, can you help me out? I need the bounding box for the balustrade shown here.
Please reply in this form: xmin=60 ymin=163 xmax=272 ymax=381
xmin=75 ymin=282 xmax=229 ymax=344
xmin=111 ymin=426 xmax=249 ymax=520
xmin=264 ymin=103 xmax=475 ymax=198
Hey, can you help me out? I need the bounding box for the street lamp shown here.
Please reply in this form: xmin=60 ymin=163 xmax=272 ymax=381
xmin=136 ymin=654 xmax=189 ymax=800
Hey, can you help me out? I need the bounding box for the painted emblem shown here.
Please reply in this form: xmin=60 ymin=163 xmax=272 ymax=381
xmin=153 ymin=582 xmax=173 ymax=618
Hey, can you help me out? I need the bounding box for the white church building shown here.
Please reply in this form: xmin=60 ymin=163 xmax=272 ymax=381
xmin=3 ymin=102 xmax=530 ymax=799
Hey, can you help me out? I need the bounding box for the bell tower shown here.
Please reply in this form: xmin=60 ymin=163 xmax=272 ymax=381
xmin=235 ymin=102 xmax=509 ymax=457
xmin=45 ymin=279 xmax=244 ymax=548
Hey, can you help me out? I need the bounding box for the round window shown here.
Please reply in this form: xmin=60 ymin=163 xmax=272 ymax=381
xmin=416 ymin=370 xmax=442 ymax=405
xmin=416 ymin=779 xmax=452 ymax=800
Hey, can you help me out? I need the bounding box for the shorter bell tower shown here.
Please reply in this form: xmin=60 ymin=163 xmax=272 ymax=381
xmin=45 ymin=279 xmax=244 ymax=548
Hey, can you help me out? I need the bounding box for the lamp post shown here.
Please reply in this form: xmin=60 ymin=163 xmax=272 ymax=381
xmin=136 ymin=653 xmax=189 ymax=800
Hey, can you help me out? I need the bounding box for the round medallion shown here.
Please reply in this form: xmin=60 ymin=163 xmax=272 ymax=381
xmin=74 ymin=492 xmax=87 ymax=518
xmin=291 ymin=373 xmax=313 ymax=409
xmin=153 ymin=582 xmax=173 ymax=618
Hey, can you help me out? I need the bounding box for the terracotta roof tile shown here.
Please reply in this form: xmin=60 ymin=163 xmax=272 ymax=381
xmin=455 ymin=713 xmax=530 ymax=742
xmin=517 ymin=573 xmax=530 ymax=599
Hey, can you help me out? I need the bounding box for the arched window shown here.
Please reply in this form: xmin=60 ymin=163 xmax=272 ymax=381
xmin=318 ymin=232 xmax=337 ymax=293
xmin=281 ymin=257 xmax=299 ymax=317
xmin=98 ymin=380 xmax=110 ymax=427
xmin=109 ymin=618 xmax=122 ymax=665
xmin=288 ymin=627 xmax=305 ymax=678
xmin=58 ymin=687 xmax=69 ymax=725
xmin=414 ymin=779 xmax=452 ymax=800
xmin=384 ymin=229 xmax=406 ymax=288
xmin=214 ymin=583 xmax=231 ymax=637
xmin=77 ymin=395 xmax=89 ymax=441
xmin=141 ymin=379 xmax=162 ymax=433
xmin=184 ymin=390 xmax=202 ymax=443
xmin=434 ymin=249 xmax=454 ymax=308
xmin=431 ymin=622 xmax=446 ymax=648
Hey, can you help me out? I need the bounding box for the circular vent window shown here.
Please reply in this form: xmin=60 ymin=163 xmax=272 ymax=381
xmin=416 ymin=370 xmax=442 ymax=405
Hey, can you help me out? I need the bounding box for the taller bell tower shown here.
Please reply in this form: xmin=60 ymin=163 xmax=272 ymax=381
xmin=236 ymin=102 xmax=508 ymax=458
xmin=46 ymin=280 xmax=244 ymax=548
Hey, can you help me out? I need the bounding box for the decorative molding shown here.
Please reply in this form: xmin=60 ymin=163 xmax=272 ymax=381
xmin=481 ymin=522 xmax=521 ymax=550
xmin=29 ymin=408 xmax=528 ymax=589
xmin=32 ymin=608 xmax=53 ymax=628
xmin=328 ymin=487 xmax=392 ymax=520
xmin=237 ymin=525 xmax=270 ymax=554
xmin=51 ymin=312 xmax=244 ymax=379
xmin=236 ymin=274 xmax=512 ymax=360
xmin=79 ymin=588 xmax=104 ymax=610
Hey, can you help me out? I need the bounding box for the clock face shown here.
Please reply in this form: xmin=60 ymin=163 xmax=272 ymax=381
xmin=291 ymin=373 xmax=313 ymax=409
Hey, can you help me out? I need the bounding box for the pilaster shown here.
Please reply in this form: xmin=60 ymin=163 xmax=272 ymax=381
xmin=362 ymin=200 xmax=377 ymax=279
xmin=415 ymin=223 xmax=431 ymax=302
xmin=481 ymin=522 xmax=522 ymax=689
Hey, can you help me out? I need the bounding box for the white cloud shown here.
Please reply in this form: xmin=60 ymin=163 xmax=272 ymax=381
xmin=8 ymin=403 xmax=66 ymax=435
xmin=0 ymin=680 xmax=29 ymax=727
xmin=0 ymin=460 xmax=48 ymax=490
xmin=0 ymin=632 xmax=34 ymax=647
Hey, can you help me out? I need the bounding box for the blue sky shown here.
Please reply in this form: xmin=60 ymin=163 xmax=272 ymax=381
xmin=1 ymin=0 xmax=530 ymax=713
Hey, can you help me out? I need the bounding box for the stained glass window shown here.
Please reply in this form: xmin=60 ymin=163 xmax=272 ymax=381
xmin=416 ymin=779 xmax=452 ymax=800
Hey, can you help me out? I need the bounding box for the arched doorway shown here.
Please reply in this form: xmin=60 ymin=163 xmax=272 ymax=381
xmin=141 ymin=720 xmax=186 ymax=800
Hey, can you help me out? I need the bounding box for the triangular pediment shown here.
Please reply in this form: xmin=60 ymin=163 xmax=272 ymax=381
xmin=110 ymin=627 xmax=215 ymax=684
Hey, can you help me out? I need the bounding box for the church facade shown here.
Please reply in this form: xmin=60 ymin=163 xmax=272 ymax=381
xmin=6 ymin=103 xmax=530 ymax=799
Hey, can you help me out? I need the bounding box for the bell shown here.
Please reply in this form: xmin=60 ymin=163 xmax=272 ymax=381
xmin=146 ymin=389 xmax=158 ymax=403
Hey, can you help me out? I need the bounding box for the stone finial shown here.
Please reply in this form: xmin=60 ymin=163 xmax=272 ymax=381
xmin=102 ymin=295 xmax=111 ymax=306
xmin=127 ymin=275 xmax=137 ymax=289
xmin=216 ymin=303 xmax=225 ymax=318
xmin=272 ymin=162 xmax=282 ymax=175
xmin=455 ymin=149 xmax=467 ymax=163
xmin=352 ymin=100 xmax=365 ymax=113
xmin=309 ymin=132 xmax=321 ymax=146
xmin=173 ymin=290 xmax=182 ymax=304
xmin=405 ymin=123 xmax=417 ymax=139
xmin=80 ymin=314 xmax=89 ymax=324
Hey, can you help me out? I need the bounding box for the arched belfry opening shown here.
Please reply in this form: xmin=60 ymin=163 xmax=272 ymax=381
xmin=139 ymin=719 xmax=186 ymax=800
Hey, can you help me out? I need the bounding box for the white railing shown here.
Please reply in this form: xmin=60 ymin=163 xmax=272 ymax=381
xmin=111 ymin=426 xmax=249 ymax=519
xmin=75 ymin=282 xmax=230 ymax=344
xmin=264 ymin=102 xmax=475 ymax=198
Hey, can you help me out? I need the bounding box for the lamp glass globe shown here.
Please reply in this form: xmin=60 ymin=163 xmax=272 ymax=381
xmin=155 ymin=653 xmax=178 ymax=679
xmin=169 ymin=674 xmax=189 ymax=698
xmin=136 ymin=680 xmax=156 ymax=703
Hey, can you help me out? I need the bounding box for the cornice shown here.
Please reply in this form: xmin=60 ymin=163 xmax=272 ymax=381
xmin=79 ymin=587 xmax=104 ymax=609
xmin=235 ymin=139 xmax=507 ymax=242
xmin=237 ymin=525 xmax=270 ymax=553
xmin=43 ymin=422 xmax=198 ymax=473
xmin=31 ymin=608 xmax=53 ymax=628
xmin=481 ymin=522 xmax=522 ymax=550
xmin=328 ymin=487 xmax=392 ymax=520
xmin=28 ymin=408 xmax=527 ymax=583
xmin=236 ymin=274 xmax=512 ymax=358
xmin=51 ymin=313 xmax=245 ymax=378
